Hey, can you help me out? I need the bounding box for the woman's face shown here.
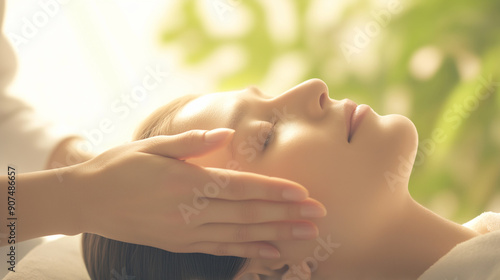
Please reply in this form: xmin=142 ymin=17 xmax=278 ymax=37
xmin=173 ymin=79 xmax=418 ymax=276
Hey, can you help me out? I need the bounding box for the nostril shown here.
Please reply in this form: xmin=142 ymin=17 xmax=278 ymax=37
xmin=319 ymin=93 xmax=326 ymax=109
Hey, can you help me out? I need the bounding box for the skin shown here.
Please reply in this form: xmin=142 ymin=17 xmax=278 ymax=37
xmin=0 ymin=129 xmax=327 ymax=259
xmin=173 ymin=78 xmax=479 ymax=279
xmin=1 ymin=0 xmax=326 ymax=259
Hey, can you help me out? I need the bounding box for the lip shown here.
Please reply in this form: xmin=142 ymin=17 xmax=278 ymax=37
xmin=344 ymin=100 xmax=369 ymax=143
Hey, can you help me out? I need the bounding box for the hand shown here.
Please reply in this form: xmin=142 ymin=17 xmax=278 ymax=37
xmin=69 ymin=128 xmax=326 ymax=259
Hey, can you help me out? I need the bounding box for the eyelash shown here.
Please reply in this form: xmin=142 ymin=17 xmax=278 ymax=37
xmin=263 ymin=118 xmax=278 ymax=150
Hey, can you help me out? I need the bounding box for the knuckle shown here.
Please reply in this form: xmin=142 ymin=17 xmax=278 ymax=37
xmin=182 ymin=130 xmax=202 ymax=145
xmin=167 ymin=159 xmax=189 ymax=177
xmin=213 ymin=243 xmax=230 ymax=256
xmin=152 ymin=135 xmax=164 ymax=145
xmin=163 ymin=162 xmax=187 ymax=184
xmin=241 ymin=202 xmax=259 ymax=223
xmin=241 ymin=245 xmax=254 ymax=258
xmin=181 ymin=242 xmax=200 ymax=254
xmin=145 ymin=136 xmax=165 ymax=151
xmin=276 ymin=224 xmax=291 ymax=240
xmin=266 ymin=184 xmax=279 ymax=201
xmin=228 ymin=178 xmax=247 ymax=199
xmin=233 ymin=225 xmax=251 ymax=242
xmin=287 ymin=203 xmax=298 ymax=219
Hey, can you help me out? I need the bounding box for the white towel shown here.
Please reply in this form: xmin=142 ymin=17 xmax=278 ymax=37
xmin=418 ymin=212 xmax=500 ymax=280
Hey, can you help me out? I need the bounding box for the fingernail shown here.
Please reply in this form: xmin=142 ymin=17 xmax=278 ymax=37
xmin=292 ymin=224 xmax=318 ymax=239
xmin=259 ymin=247 xmax=281 ymax=259
xmin=300 ymin=205 xmax=326 ymax=218
xmin=282 ymin=188 xmax=307 ymax=201
xmin=204 ymin=128 xmax=235 ymax=143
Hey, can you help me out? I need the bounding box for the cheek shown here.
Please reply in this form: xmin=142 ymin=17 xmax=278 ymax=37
xmin=251 ymin=129 xmax=349 ymax=198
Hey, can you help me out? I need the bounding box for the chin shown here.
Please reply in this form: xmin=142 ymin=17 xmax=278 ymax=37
xmin=358 ymin=113 xmax=418 ymax=182
xmin=359 ymin=111 xmax=418 ymax=150
xmin=379 ymin=114 xmax=419 ymax=185
xmin=386 ymin=114 xmax=418 ymax=157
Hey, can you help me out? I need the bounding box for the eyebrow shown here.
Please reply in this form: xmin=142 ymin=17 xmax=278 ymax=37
xmin=228 ymin=87 xmax=267 ymax=132
xmin=225 ymin=87 xmax=267 ymax=160
xmin=227 ymin=99 xmax=250 ymax=131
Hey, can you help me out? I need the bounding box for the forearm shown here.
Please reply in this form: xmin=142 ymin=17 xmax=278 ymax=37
xmin=0 ymin=137 xmax=95 ymax=245
xmin=0 ymin=165 xmax=82 ymax=245
xmin=1 ymin=135 xmax=95 ymax=245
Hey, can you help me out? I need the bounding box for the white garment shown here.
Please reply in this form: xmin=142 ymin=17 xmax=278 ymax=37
xmin=0 ymin=0 xmax=69 ymax=172
xmin=418 ymin=212 xmax=500 ymax=279
xmin=1 ymin=2 xmax=74 ymax=278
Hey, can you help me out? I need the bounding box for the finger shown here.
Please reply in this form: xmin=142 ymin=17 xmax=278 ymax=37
xmin=138 ymin=128 xmax=234 ymax=160
xmin=202 ymin=167 xmax=311 ymax=202
xmin=196 ymin=221 xmax=318 ymax=243
xmin=187 ymin=241 xmax=281 ymax=259
xmin=196 ymin=199 xmax=326 ymax=224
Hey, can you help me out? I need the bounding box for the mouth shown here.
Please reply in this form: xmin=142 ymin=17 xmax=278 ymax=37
xmin=344 ymin=100 xmax=369 ymax=143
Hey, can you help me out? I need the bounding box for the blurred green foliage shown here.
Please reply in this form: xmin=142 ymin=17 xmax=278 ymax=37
xmin=161 ymin=0 xmax=500 ymax=222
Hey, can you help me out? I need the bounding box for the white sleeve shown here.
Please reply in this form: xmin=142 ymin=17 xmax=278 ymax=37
xmin=0 ymin=0 xmax=73 ymax=173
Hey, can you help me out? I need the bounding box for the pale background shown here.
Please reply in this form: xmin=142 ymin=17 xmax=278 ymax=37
xmin=1 ymin=0 xmax=499 ymax=276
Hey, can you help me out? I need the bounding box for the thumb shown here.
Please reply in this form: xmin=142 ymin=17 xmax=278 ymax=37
xmin=282 ymin=261 xmax=312 ymax=280
xmin=139 ymin=128 xmax=235 ymax=160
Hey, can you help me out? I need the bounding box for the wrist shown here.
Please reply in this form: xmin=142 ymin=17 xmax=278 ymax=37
xmin=55 ymin=164 xmax=86 ymax=236
xmin=61 ymin=163 xmax=93 ymax=236
xmin=16 ymin=165 xmax=84 ymax=241
xmin=45 ymin=137 xmax=95 ymax=170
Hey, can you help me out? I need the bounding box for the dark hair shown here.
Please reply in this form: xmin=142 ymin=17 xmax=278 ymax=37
xmin=81 ymin=94 xmax=249 ymax=280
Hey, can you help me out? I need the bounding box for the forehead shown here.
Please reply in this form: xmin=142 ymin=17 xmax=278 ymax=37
xmin=174 ymin=90 xmax=242 ymax=131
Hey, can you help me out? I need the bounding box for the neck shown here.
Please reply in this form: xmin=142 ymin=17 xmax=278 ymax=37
xmin=318 ymin=197 xmax=479 ymax=280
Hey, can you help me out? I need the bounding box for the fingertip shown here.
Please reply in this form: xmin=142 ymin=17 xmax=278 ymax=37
xmin=267 ymin=177 xmax=309 ymax=201
xmin=282 ymin=187 xmax=308 ymax=201
xmin=204 ymin=128 xmax=235 ymax=144
xmin=258 ymin=247 xmax=281 ymax=259
xmin=309 ymin=198 xmax=327 ymax=214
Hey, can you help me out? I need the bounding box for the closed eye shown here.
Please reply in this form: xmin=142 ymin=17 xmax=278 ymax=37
xmin=263 ymin=117 xmax=278 ymax=150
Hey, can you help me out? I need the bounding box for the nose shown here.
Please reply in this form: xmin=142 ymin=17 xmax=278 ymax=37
xmin=271 ymin=79 xmax=330 ymax=120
